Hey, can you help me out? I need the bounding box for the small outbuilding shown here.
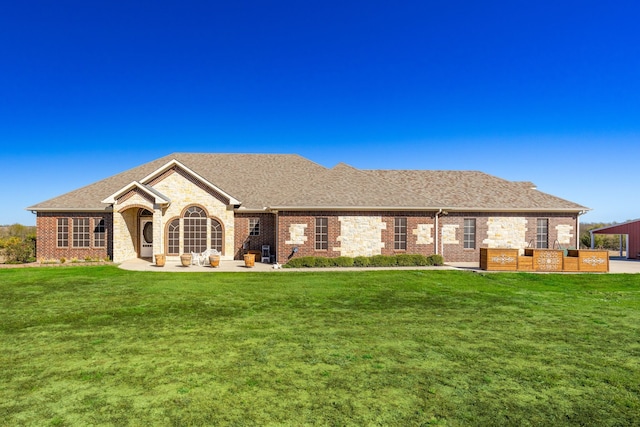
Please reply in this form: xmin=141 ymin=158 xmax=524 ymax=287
xmin=591 ymin=219 xmax=640 ymax=259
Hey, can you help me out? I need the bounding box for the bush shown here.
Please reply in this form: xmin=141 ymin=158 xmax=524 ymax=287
xmin=333 ymin=257 xmax=354 ymax=267
xmin=396 ymin=254 xmax=429 ymax=266
xmin=313 ymin=257 xmax=332 ymax=268
xmin=0 ymin=236 xmax=35 ymax=264
xmin=353 ymin=256 xmax=370 ymax=267
xmin=370 ymin=255 xmax=396 ymax=267
xmin=284 ymin=254 xmax=444 ymax=268
xmin=427 ymin=254 xmax=444 ymax=266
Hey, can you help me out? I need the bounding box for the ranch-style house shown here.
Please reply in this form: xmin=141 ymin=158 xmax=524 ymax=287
xmin=27 ymin=153 xmax=588 ymax=264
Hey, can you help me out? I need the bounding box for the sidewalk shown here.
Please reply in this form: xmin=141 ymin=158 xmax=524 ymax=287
xmin=117 ymin=257 xmax=640 ymax=273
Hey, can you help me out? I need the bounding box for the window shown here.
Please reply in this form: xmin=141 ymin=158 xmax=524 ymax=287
xmin=315 ymin=217 xmax=328 ymax=250
xmin=57 ymin=218 xmax=68 ymax=248
xmin=464 ymin=218 xmax=476 ymax=249
xmin=94 ymin=218 xmax=105 ymax=247
xmin=394 ymin=217 xmax=407 ymax=250
xmin=168 ymin=219 xmax=180 ymax=255
xmin=72 ymin=218 xmax=90 ymax=248
xmin=183 ymin=207 xmax=207 ymax=253
xmin=536 ymin=218 xmax=548 ymax=249
xmin=166 ymin=207 xmax=225 ymax=255
xmin=211 ymin=219 xmax=223 ymax=252
xmin=249 ymin=218 xmax=260 ymax=236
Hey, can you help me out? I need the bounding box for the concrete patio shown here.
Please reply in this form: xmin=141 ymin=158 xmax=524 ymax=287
xmin=117 ymin=257 xmax=640 ymax=273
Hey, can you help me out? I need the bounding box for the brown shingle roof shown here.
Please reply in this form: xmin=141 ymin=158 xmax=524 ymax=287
xmin=27 ymin=153 xmax=588 ymax=212
xmin=367 ymin=170 xmax=587 ymax=211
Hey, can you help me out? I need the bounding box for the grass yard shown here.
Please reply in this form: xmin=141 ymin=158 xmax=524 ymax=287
xmin=1 ymin=266 xmax=639 ymax=426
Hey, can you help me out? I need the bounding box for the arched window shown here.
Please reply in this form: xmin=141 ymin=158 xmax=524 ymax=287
xmin=211 ymin=219 xmax=223 ymax=252
xmin=168 ymin=219 xmax=180 ymax=255
xmin=166 ymin=206 xmax=224 ymax=255
xmin=183 ymin=207 xmax=207 ymax=253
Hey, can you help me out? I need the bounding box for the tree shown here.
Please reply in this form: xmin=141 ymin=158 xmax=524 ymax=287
xmin=0 ymin=223 xmax=36 ymax=263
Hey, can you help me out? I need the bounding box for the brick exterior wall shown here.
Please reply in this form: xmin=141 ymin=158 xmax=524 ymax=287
xmin=234 ymin=213 xmax=276 ymax=260
xmin=439 ymin=212 xmax=578 ymax=263
xmin=36 ymin=212 xmax=113 ymax=261
xmin=35 ymin=206 xmax=578 ymax=265
xmin=276 ymin=211 xmax=437 ymax=264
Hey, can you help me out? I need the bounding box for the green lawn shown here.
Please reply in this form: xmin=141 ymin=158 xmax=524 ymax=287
xmin=1 ymin=266 xmax=639 ymax=426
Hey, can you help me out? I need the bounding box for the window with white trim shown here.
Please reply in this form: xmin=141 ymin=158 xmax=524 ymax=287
xmin=536 ymin=218 xmax=548 ymax=249
xmin=168 ymin=219 xmax=180 ymax=255
xmin=183 ymin=207 xmax=207 ymax=253
xmin=249 ymin=218 xmax=260 ymax=236
xmin=211 ymin=219 xmax=223 ymax=252
xmin=94 ymin=218 xmax=105 ymax=247
xmin=394 ymin=217 xmax=407 ymax=250
xmin=463 ymin=218 xmax=476 ymax=249
xmin=72 ymin=218 xmax=90 ymax=248
xmin=315 ymin=217 xmax=328 ymax=250
xmin=57 ymin=218 xmax=68 ymax=248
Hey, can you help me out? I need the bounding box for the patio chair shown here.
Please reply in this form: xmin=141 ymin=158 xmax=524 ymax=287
xmin=191 ymin=252 xmax=201 ymax=266
xmin=261 ymin=245 xmax=271 ymax=263
xmin=194 ymin=248 xmax=221 ymax=266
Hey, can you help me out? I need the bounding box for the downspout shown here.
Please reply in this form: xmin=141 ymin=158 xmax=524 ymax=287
xmin=434 ymin=209 xmax=442 ymax=255
xmin=576 ymin=210 xmax=585 ymax=249
xmin=274 ymin=210 xmax=279 ymax=264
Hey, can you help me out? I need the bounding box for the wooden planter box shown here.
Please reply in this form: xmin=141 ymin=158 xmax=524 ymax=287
xmin=563 ymin=256 xmax=579 ymax=272
xmin=517 ymin=256 xmax=533 ymax=271
xmin=577 ymin=250 xmax=609 ymax=272
xmin=532 ymin=249 xmax=564 ymax=272
xmin=481 ymin=248 xmax=609 ymax=273
xmin=480 ymin=248 xmax=518 ymax=271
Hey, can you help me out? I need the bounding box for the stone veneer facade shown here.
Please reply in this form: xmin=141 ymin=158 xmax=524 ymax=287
xmin=336 ymin=216 xmax=386 ymax=257
xmin=110 ymin=167 xmax=236 ymax=263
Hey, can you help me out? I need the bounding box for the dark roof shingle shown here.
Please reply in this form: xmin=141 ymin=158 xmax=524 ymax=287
xmin=27 ymin=153 xmax=588 ymax=212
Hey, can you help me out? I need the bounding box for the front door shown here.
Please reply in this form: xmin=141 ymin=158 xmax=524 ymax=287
xmin=140 ymin=219 xmax=153 ymax=258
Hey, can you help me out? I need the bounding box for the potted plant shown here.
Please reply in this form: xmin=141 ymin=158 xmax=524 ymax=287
xmin=209 ymin=254 xmax=220 ymax=268
xmin=180 ymin=253 xmax=192 ymax=267
xmin=155 ymin=253 xmax=166 ymax=267
xmin=243 ymin=253 xmax=255 ymax=267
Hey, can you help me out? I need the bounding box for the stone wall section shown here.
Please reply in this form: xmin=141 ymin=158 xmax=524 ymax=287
xmin=483 ymin=217 xmax=528 ymax=249
xmin=414 ymin=224 xmax=434 ymax=245
xmin=336 ymin=216 xmax=386 ymax=257
xmin=285 ymin=224 xmax=308 ymax=245
xmin=113 ymin=207 xmax=139 ymax=262
xmin=442 ymin=224 xmax=459 ymax=244
xmin=556 ymin=224 xmax=574 ymax=246
xmin=154 ymin=170 xmax=235 ymax=259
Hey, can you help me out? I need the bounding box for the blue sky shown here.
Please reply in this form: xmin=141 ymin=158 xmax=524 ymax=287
xmin=1 ymin=1 xmax=639 ymax=225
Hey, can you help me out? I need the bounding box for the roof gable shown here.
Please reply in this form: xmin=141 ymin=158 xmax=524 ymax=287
xmin=138 ymin=159 xmax=240 ymax=205
xmin=101 ymin=181 xmax=171 ymax=205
